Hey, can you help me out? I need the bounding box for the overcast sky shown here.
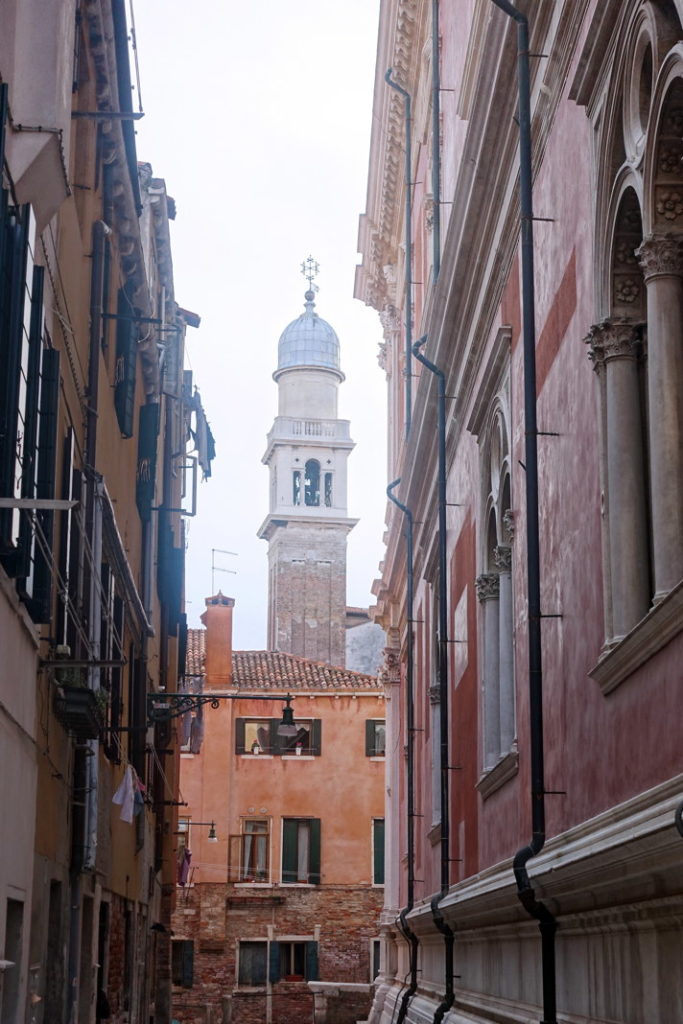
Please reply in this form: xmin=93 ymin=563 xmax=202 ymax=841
xmin=132 ymin=1 xmax=387 ymax=649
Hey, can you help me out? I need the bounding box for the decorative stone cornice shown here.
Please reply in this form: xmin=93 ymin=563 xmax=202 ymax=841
xmin=636 ymin=234 xmax=683 ymax=281
xmin=475 ymin=573 xmax=499 ymax=603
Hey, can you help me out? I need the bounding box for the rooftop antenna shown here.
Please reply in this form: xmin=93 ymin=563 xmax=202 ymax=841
xmin=211 ymin=548 xmax=237 ymax=594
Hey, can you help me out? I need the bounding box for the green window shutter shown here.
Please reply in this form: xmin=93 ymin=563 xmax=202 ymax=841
xmin=16 ymin=265 xmax=45 ymax=581
xmin=268 ymin=941 xmax=281 ymax=984
xmin=182 ymin=940 xmax=194 ymax=988
xmin=309 ymin=818 xmax=321 ymax=884
xmin=282 ymin=819 xmax=298 ymax=882
xmin=365 ymin=720 xmax=375 ymax=756
xmin=114 ymin=286 xmax=137 ymax=438
xmin=235 ymin=719 xmax=246 ymax=754
xmin=135 ymin=402 xmax=159 ymax=521
xmin=269 ymin=719 xmax=281 ymax=755
xmin=310 ymin=719 xmax=322 ymax=756
xmin=305 ymin=941 xmax=319 ymax=981
xmin=30 ymin=346 xmax=60 ymax=623
xmin=0 ymin=201 xmax=30 ymax=558
xmin=373 ymin=819 xmax=385 ymax=885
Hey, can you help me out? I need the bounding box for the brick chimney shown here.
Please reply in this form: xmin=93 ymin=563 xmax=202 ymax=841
xmin=200 ymin=593 xmax=234 ymax=689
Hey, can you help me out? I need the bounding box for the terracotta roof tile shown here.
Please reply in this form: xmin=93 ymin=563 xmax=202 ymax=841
xmin=185 ymin=629 xmax=380 ymax=690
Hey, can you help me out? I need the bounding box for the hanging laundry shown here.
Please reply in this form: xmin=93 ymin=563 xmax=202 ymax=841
xmin=177 ymin=848 xmax=192 ymax=886
xmin=112 ymin=764 xmax=135 ymax=823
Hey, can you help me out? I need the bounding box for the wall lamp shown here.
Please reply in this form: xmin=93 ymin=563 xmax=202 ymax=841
xmin=147 ymin=692 xmax=297 ymax=736
xmin=178 ymin=820 xmax=218 ymax=843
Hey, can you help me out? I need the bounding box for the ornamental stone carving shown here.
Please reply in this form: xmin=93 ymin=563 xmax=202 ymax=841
xmin=584 ymin=318 xmax=640 ymax=367
xmin=494 ymin=545 xmax=512 ymax=573
xmin=503 ymin=508 xmax=515 ymax=542
xmin=658 ymin=142 xmax=683 ymax=177
xmin=380 ymin=304 xmax=401 ymax=335
xmin=655 ymin=190 xmax=683 ymax=222
xmin=429 ymin=685 xmax=441 ymax=705
xmin=636 ymin=234 xmax=683 ymax=279
xmin=663 ymin=106 xmax=683 ymax=134
xmin=613 ymin=276 xmax=640 ymax=304
xmin=614 ymin=240 xmax=638 ymax=266
xmin=475 ymin=573 xmax=499 ymax=603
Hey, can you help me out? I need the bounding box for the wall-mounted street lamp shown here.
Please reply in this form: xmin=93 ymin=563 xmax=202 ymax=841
xmin=176 ymin=820 xmax=218 ymax=843
xmin=147 ymin=691 xmax=297 ymax=736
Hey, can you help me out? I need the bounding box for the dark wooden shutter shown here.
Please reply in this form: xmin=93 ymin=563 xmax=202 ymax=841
xmin=0 ymin=201 xmax=30 ymax=557
xmin=309 ymin=818 xmax=321 ymax=884
xmin=281 ymin=819 xmax=298 ymax=882
xmin=114 ymin=286 xmax=137 ymax=438
xmin=269 ymin=719 xmax=281 ymax=755
xmin=373 ymin=818 xmax=385 ymax=885
xmin=268 ymin=941 xmax=281 ymax=984
xmin=310 ymin=719 xmax=322 ymax=756
xmin=16 ymin=265 xmax=45 ymax=582
xmin=31 ymin=346 xmax=60 ymax=622
xmin=365 ymin=720 xmax=375 ymax=756
xmin=135 ymin=402 xmax=159 ymax=521
xmin=305 ymin=941 xmax=319 ymax=981
xmin=235 ymin=718 xmax=246 ymax=754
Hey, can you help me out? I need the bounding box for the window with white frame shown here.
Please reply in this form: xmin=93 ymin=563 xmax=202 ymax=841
xmin=229 ymin=819 xmax=269 ymax=882
xmin=475 ymin=397 xmax=516 ymax=778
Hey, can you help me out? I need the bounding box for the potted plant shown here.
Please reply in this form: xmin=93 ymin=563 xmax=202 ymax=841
xmin=53 ymin=667 xmax=105 ymax=740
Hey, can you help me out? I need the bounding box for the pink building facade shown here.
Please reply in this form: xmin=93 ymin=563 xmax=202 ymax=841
xmin=356 ymin=2 xmax=683 ymax=1022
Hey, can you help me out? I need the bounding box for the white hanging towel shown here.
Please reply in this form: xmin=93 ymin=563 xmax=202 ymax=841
xmin=112 ymin=764 xmax=136 ymax=823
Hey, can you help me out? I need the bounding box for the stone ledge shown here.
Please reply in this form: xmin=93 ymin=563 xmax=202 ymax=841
xmin=590 ymin=579 xmax=683 ymax=694
xmin=476 ymin=748 xmax=519 ymax=800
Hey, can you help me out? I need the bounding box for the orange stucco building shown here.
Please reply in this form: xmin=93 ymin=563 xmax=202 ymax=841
xmin=170 ymin=594 xmax=386 ymax=1024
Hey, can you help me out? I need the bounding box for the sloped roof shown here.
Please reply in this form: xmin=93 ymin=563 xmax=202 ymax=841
xmin=185 ymin=629 xmax=380 ymax=691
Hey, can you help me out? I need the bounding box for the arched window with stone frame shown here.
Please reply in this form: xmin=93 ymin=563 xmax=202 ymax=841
xmin=578 ymin=1 xmax=683 ymax=686
xmin=475 ymin=400 xmax=516 ymax=790
xmin=304 ymin=459 xmax=321 ymax=506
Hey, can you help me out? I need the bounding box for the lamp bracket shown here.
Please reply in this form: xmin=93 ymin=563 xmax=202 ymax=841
xmin=146 ymin=691 xmax=295 ymax=725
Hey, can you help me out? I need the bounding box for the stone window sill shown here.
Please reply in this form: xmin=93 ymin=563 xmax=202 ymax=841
xmin=590 ymin=579 xmax=683 ymax=694
xmin=476 ymin=748 xmax=518 ymax=800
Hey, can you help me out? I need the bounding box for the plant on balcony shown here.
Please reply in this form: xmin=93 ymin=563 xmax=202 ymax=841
xmin=53 ymin=667 xmax=106 ymax=740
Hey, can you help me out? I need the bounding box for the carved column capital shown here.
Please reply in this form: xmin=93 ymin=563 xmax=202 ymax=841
xmin=584 ymin=318 xmax=642 ymax=370
xmin=379 ymin=647 xmax=401 ymax=688
xmin=475 ymin=573 xmax=499 ymax=603
xmin=428 ymin=684 xmax=441 ymax=705
xmin=636 ymin=234 xmax=683 ymax=281
xmin=380 ymin=304 xmax=401 ymax=336
xmin=494 ymin=545 xmax=512 ymax=573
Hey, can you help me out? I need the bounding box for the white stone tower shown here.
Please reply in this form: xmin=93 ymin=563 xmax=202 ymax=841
xmin=258 ymin=259 xmax=356 ymax=667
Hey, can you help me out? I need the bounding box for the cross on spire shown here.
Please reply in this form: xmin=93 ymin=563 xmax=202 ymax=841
xmin=301 ymin=255 xmax=320 ymax=293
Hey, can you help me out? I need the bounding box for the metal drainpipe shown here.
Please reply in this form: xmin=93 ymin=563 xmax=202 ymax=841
xmin=387 ymin=479 xmax=419 ymax=1024
xmin=412 ymin=337 xmax=454 ymax=1024
xmin=490 ymin=4 xmax=557 ymax=1022
xmin=385 ymin=69 xmax=414 ymax=438
xmin=431 ymin=0 xmax=441 ymax=282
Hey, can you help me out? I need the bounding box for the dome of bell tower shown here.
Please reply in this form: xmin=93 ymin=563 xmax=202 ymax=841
xmin=275 ymin=289 xmax=344 ymax=381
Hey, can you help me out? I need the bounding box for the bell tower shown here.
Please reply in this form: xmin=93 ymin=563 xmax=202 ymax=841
xmin=258 ymin=258 xmax=356 ymax=667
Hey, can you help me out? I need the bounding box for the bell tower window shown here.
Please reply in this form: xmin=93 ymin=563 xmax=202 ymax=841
xmin=324 ymin=472 xmax=333 ymax=507
xmin=293 ymin=470 xmax=302 ymax=506
xmin=304 ymin=459 xmax=320 ymax=506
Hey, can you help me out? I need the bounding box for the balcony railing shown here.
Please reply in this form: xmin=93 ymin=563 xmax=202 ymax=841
xmin=267 ymin=417 xmax=351 ymax=444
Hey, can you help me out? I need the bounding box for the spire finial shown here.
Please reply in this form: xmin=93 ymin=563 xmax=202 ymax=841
xmin=301 ymin=255 xmax=320 ymax=296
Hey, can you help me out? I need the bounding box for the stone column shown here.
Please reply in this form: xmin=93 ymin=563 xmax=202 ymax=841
xmin=494 ymin=546 xmax=514 ymax=754
xmin=586 ymin=319 xmax=650 ymax=637
xmin=476 ymin=573 xmax=500 ymax=769
xmin=637 ymin=235 xmax=683 ymax=598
